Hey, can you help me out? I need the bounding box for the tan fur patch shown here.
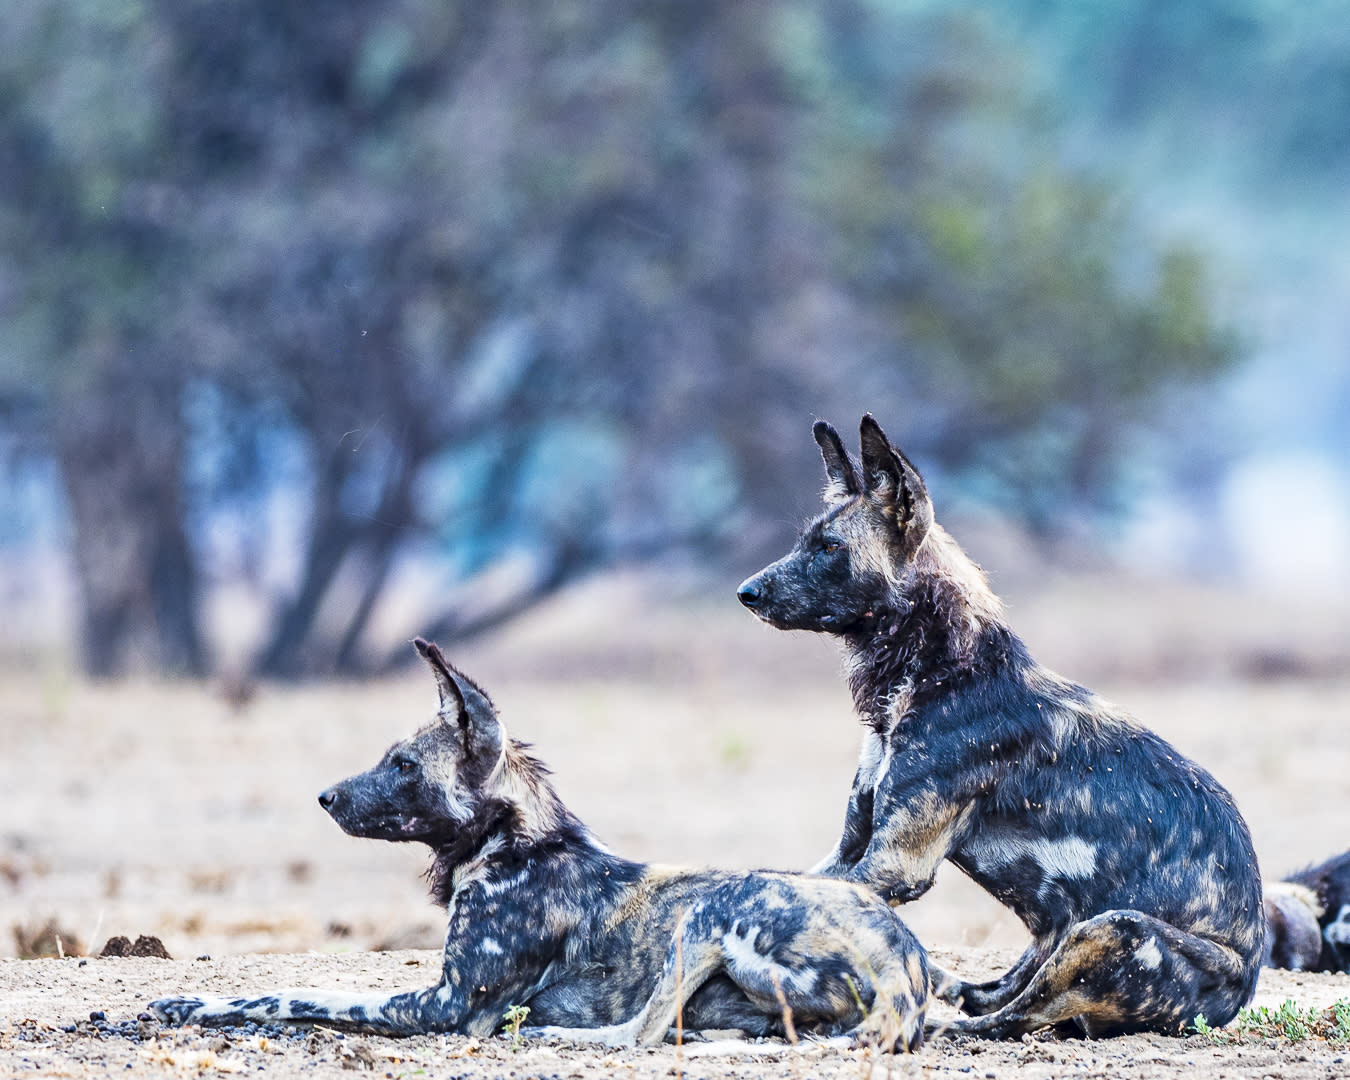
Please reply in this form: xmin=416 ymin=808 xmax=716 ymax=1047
xmin=1265 ymin=880 xmax=1324 ymax=920
xmin=486 ymin=734 xmax=566 ymax=841
xmin=859 ymin=791 xmax=975 ymax=889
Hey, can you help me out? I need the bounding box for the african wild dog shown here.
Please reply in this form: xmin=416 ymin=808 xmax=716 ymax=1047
xmin=736 ymin=415 xmax=1265 ymax=1039
xmin=151 ymin=639 xmax=929 ymax=1051
xmin=1262 ymin=882 xmax=1323 ymax=972
xmin=1265 ymin=849 xmax=1350 ymax=972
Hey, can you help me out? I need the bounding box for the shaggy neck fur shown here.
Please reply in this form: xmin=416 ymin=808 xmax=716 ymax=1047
xmin=844 ymin=524 xmax=1011 ymax=731
xmin=426 ymin=738 xmax=595 ymax=907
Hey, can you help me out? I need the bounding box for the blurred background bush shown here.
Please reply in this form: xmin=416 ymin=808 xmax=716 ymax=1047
xmin=1 ymin=0 xmax=1345 ymax=679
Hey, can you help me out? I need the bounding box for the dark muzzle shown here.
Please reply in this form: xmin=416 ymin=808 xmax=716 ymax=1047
xmin=736 ymin=574 xmax=767 ymax=609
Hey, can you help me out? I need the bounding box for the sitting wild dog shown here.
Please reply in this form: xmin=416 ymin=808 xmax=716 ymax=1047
xmin=736 ymin=415 xmax=1264 ymax=1039
xmin=152 ymin=639 xmax=929 ymax=1051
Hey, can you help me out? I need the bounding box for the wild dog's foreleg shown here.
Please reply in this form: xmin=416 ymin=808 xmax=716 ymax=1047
xmin=942 ymin=911 xmax=1251 ymax=1040
xmin=839 ymin=781 xmax=975 ymax=903
xmin=811 ymin=730 xmax=883 ymax=876
xmin=151 ymin=985 xmax=450 ymax=1034
xmin=932 ymin=939 xmax=1053 ymax=1015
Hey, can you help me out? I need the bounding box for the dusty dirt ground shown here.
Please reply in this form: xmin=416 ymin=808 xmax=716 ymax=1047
xmin=4 ymin=948 xmax=1350 ymax=1079
xmin=3 ymin=570 xmax=1350 ymax=1077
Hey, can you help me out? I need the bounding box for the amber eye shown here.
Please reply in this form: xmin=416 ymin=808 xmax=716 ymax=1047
xmin=822 ymin=541 xmax=841 ymax=554
xmin=395 ymin=758 xmax=417 ymax=775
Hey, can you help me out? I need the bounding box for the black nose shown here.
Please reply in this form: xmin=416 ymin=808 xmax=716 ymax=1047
xmin=317 ymin=788 xmax=338 ymax=811
xmin=737 ymin=579 xmax=762 ymax=609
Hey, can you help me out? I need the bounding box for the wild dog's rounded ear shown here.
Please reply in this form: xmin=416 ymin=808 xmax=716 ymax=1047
xmin=814 ymin=420 xmax=860 ymax=504
xmin=858 ymin=415 xmax=933 ymax=540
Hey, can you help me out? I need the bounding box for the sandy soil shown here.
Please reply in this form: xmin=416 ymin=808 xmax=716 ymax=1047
xmin=3 ymin=572 xmax=1350 ymax=1077
xmin=3 ymin=949 xmax=1350 ymax=1079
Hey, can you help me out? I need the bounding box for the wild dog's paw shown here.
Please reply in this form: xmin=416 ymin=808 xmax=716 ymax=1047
xmin=149 ymin=997 xmax=208 ymax=1025
xmin=927 ymin=965 xmax=965 ymax=1006
xmin=519 ymin=1025 xmax=586 ymax=1042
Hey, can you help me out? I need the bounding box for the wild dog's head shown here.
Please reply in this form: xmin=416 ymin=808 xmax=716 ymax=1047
xmin=737 ymin=415 xmax=933 ymax=633
xmin=317 ymin=639 xmax=504 ymax=846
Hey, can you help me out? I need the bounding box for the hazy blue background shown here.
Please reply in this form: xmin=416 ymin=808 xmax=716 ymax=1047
xmin=1 ymin=1 xmax=1346 ymax=678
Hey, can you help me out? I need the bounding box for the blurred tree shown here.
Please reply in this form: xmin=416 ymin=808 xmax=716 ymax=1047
xmin=0 ymin=0 xmax=1238 ymax=677
xmin=0 ymin=5 xmax=206 ymax=674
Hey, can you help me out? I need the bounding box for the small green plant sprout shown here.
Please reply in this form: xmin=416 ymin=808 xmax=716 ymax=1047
xmin=1330 ymin=999 xmax=1350 ymax=1042
xmin=502 ymin=1004 xmax=530 ymax=1049
xmin=1237 ymin=1000 xmax=1316 ymax=1041
xmin=1192 ymin=999 xmax=1350 ymax=1044
xmin=718 ymin=732 xmax=751 ymax=771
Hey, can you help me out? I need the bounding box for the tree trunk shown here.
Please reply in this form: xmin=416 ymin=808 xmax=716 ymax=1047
xmin=56 ymin=373 xmax=206 ymax=677
xmin=253 ymin=494 xmax=358 ymax=678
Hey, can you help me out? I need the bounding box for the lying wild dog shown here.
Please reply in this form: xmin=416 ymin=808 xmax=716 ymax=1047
xmin=152 ymin=639 xmax=929 ymax=1051
xmin=736 ymin=415 xmax=1264 ymax=1039
xmin=1262 ymin=882 xmax=1323 ymax=971
xmin=1265 ymin=849 xmax=1350 ymax=972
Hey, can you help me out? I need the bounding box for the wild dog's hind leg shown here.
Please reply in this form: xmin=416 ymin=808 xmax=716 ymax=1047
xmin=713 ymin=920 xmax=929 ymax=1052
xmin=527 ymin=932 xmax=726 ymax=1047
xmin=945 ymin=911 xmax=1251 ymax=1039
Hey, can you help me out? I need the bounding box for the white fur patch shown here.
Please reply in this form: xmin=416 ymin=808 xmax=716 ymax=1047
xmin=1032 ymin=836 xmax=1098 ymax=879
xmin=856 ymin=729 xmax=886 ymax=786
xmin=1325 ymin=904 xmax=1350 ymax=946
xmin=721 ymin=926 xmax=816 ymax=994
xmin=1265 ymin=880 xmax=1324 ymax=919
xmin=967 ymin=832 xmax=1098 ymax=881
xmin=482 ymin=867 xmax=531 ymax=898
xmin=448 ymin=836 xmax=506 ymax=897
xmin=480 ymin=936 xmax=504 ymax=955
xmin=822 ymin=478 xmax=853 ymax=505
xmin=1134 ymin=938 xmax=1163 ymax=970
xmin=435 ymin=783 xmax=472 ymax=823
xmin=721 ymin=924 xmax=764 ymax=971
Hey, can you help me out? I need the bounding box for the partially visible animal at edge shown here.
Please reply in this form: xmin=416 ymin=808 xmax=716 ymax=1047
xmin=737 ymin=414 xmax=1265 ymax=1039
xmin=1265 ymin=849 xmax=1350 ymax=972
xmin=151 ymin=639 xmax=929 ymax=1051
